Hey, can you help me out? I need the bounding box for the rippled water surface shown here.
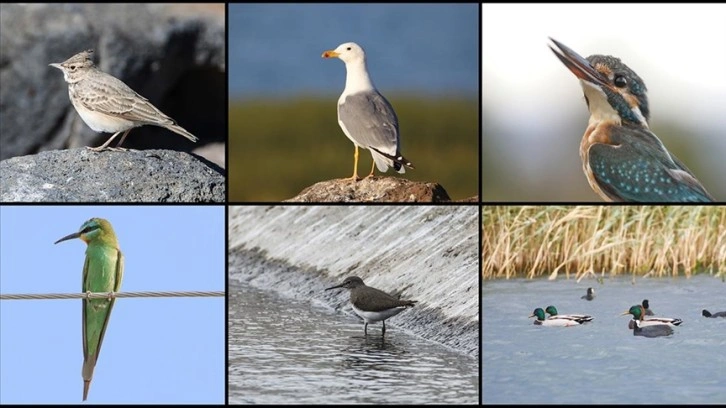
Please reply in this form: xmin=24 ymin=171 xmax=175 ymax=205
xmin=229 ymin=282 xmax=478 ymax=404
xmin=482 ymin=275 xmax=726 ymax=404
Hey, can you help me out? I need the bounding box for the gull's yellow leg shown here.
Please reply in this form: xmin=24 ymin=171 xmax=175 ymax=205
xmin=366 ymin=159 xmax=376 ymax=178
xmin=349 ymin=145 xmax=361 ymax=181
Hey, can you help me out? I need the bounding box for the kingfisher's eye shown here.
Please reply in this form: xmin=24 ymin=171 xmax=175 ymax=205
xmin=614 ymin=75 xmax=627 ymax=88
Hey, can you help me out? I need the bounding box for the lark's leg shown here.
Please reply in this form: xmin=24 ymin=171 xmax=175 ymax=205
xmin=87 ymin=130 xmax=130 ymax=152
xmin=115 ymin=129 xmax=135 ymax=149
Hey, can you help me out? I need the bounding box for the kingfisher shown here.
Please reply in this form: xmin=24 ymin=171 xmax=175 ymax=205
xmin=549 ymin=38 xmax=714 ymax=202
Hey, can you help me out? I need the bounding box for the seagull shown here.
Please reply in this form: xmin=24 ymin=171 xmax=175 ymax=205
xmin=322 ymin=42 xmax=414 ymax=180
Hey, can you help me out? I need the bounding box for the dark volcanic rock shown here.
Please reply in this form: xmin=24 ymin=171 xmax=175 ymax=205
xmin=0 ymin=4 xmax=225 ymax=160
xmin=286 ymin=177 xmax=452 ymax=202
xmin=0 ymin=149 xmax=225 ymax=202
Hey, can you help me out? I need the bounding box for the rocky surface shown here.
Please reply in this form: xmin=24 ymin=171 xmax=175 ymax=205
xmin=0 ymin=148 xmax=225 ymax=202
xmin=228 ymin=206 xmax=479 ymax=357
xmin=0 ymin=3 xmax=225 ymax=160
xmin=286 ymin=176 xmax=453 ymax=202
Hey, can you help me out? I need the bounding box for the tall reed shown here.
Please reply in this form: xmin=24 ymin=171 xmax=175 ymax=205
xmin=482 ymin=206 xmax=725 ymax=280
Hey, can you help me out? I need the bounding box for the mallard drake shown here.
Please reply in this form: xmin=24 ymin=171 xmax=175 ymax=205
xmin=545 ymin=305 xmax=593 ymax=323
xmin=581 ymin=287 xmax=595 ymax=301
xmin=621 ymin=305 xmax=682 ymax=329
xmin=641 ymin=299 xmax=654 ymax=316
xmin=702 ymin=309 xmax=726 ymax=318
xmin=529 ymin=308 xmax=586 ymax=326
xmin=631 ymin=318 xmax=673 ymax=337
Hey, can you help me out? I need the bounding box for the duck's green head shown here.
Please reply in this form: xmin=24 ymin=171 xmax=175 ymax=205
xmin=529 ymin=308 xmax=546 ymax=321
xmin=620 ymin=305 xmax=644 ymax=320
xmin=545 ymin=305 xmax=559 ymax=316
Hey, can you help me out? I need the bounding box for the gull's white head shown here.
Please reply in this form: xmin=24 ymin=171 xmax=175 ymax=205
xmin=322 ymin=42 xmax=366 ymax=65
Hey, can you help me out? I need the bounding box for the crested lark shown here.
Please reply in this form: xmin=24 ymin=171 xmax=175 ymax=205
xmin=50 ymin=49 xmax=199 ymax=151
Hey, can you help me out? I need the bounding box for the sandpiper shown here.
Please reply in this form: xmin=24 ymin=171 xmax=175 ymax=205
xmin=325 ymin=276 xmax=416 ymax=335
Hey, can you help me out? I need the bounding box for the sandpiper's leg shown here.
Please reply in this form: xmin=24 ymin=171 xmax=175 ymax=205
xmin=364 ymin=322 xmax=368 ymax=335
xmin=382 ymin=320 xmax=386 ymax=335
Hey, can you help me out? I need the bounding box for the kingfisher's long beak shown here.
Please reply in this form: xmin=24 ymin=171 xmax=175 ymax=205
xmin=549 ymin=37 xmax=608 ymax=88
xmin=54 ymin=231 xmax=81 ymax=244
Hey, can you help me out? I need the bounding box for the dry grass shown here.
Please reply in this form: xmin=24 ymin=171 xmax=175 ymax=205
xmin=482 ymin=206 xmax=726 ymax=280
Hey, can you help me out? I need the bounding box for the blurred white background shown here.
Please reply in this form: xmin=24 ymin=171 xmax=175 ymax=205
xmin=482 ymin=3 xmax=726 ymax=201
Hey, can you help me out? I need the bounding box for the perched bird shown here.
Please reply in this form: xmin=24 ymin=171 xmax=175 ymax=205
xmin=325 ymin=276 xmax=416 ymax=335
xmin=544 ymin=305 xmax=593 ymax=323
xmin=55 ymin=218 xmax=124 ymax=401
xmin=702 ymin=309 xmax=726 ymax=318
xmin=641 ymin=299 xmax=654 ymax=316
xmin=322 ymin=42 xmax=414 ymax=180
xmin=621 ymin=305 xmax=682 ymax=329
xmin=581 ymin=287 xmax=595 ymax=301
xmin=50 ymin=49 xmax=198 ymax=151
xmin=631 ymin=318 xmax=673 ymax=338
xmin=549 ymin=38 xmax=714 ymax=202
xmin=529 ymin=307 xmax=590 ymax=326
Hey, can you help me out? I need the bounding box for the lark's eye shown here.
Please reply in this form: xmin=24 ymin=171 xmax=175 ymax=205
xmin=614 ymin=75 xmax=627 ymax=88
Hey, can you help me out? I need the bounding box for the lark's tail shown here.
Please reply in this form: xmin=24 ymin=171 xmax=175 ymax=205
xmin=165 ymin=122 xmax=199 ymax=143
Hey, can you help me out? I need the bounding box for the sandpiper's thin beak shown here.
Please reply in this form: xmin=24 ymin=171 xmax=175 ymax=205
xmin=322 ymin=50 xmax=339 ymax=59
xmin=548 ymin=37 xmax=608 ymax=88
xmin=325 ymin=282 xmax=344 ymax=291
xmin=54 ymin=231 xmax=81 ymax=244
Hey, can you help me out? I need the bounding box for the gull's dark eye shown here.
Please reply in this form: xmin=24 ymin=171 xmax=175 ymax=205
xmin=614 ymin=75 xmax=627 ymax=88
xmin=346 ymin=47 xmax=351 ymax=51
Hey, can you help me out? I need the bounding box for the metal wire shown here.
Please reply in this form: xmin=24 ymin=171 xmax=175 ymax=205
xmin=0 ymin=290 xmax=224 ymax=300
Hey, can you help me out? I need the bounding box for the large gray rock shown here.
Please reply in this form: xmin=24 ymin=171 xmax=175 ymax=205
xmin=0 ymin=149 xmax=225 ymax=202
xmin=0 ymin=4 xmax=225 ymax=160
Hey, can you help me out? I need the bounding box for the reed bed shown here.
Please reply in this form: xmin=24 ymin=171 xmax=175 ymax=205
xmin=482 ymin=206 xmax=726 ymax=280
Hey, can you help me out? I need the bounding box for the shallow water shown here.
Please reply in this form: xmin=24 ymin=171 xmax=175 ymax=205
xmin=229 ymin=282 xmax=479 ymax=404
xmin=482 ymin=275 xmax=726 ymax=404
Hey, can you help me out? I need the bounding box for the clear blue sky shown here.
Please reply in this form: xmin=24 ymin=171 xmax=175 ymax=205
xmin=0 ymin=206 xmax=225 ymax=403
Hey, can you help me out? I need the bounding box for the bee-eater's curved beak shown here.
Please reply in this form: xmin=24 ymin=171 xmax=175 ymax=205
xmin=549 ymin=37 xmax=609 ymax=88
xmin=54 ymin=232 xmax=81 ymax=244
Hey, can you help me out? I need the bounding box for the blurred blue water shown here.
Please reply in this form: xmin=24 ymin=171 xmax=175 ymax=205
xmin=228 ymin=4 xmax=479 ymax=98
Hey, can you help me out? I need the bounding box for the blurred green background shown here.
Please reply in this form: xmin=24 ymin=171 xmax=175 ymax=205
xmin=229 ymin=95 xmax=479 ymax=202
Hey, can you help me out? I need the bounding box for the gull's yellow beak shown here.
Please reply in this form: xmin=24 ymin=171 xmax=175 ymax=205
xmin=322 ymin=50 xmax=340 ymax=59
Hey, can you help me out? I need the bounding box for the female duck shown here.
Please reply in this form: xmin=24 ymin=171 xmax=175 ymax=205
xmin=702 ymin=309 xmax=726 ymax=318
xmin=581 ymin=287 xmax=595 ymax=301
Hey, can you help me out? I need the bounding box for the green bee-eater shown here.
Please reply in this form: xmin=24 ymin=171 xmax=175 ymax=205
xmin=55 ymin=218 xmax=124 ymax=401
